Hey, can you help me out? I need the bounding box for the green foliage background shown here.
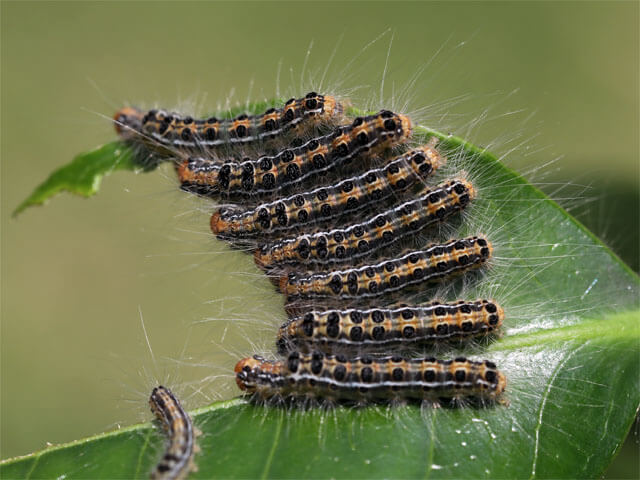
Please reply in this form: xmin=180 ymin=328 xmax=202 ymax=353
xmin=2 ymin=1 xmax=638 ymax=477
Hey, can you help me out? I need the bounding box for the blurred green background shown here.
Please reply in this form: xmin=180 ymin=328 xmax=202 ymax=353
xmin=2 ymin=1 xmax=638 ymax=477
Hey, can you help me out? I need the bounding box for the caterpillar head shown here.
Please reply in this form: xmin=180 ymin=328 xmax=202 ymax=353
xmin=113 ymin=106 xmax=144 ymax=139
xmin=234 ymin=355 xmax=282 ymax=393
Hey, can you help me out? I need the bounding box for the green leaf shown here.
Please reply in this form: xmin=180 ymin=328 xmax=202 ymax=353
xmin=3 ymin=113 xmax=638 ymax=479
xmin=12 ymin=142 xmax=138 ymax=217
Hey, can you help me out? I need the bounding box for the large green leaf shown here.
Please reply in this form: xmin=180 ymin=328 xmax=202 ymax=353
xmin=3 ymin=110 xmax=638 ymax=479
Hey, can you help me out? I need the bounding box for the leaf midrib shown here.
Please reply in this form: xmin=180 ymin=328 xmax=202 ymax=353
xmin=493 ymin=312 xmax=639 ymax=352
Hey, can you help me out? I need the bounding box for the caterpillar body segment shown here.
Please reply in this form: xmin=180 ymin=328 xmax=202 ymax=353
xmin=210 ymin=140 xmax=444 ymax=240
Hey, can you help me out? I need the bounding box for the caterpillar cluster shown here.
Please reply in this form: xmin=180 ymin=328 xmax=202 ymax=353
xmin=210 ymin=140 xmax=443 ymax=239
xmin=176 ymin=109 xmax=411 ymax=200
xmin=253 ymin=180 xmax=476 ymax=269
xmin=114 ymin=93 xmax=507 ymax=476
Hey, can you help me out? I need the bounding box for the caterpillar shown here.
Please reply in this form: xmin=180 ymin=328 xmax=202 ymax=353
xmin=276 ymin=299 xmax=504 ymax=354
xmin=177 ymin=110 xmax=412 ymax=199
xmin=280 ymin=235 xmax=492 ymax=300
xmin=114 ymin=92 xmax=343 ymax=152
xmin=210 ymin=140 xmax=444 ymax=239
xmin=254 ymin=179 xmax=474 ymax=270
xmin=235 ymin=352 xmax=506 ymax=404
xmin=148 ymin=386 xmax=197 ymax=480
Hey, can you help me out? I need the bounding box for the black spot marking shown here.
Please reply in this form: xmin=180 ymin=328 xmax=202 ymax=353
xmin=280 ymin=149 xmax=294 ymax=162
xmin=302 ymin=317 xmax=314 ymax=336
xmin=403 ymin=326 xmax=416 ymax=338
xmin=311 ymin=352 xmax=324 ymax=374
xmin=372 ymin=326 xmax=385 ymax=340
xmin=401 ymin=309 xmax=414 ymax=319
xmin=329 ymin=275 xmax=342 ymax=294
xmin=286 ymin=163 xmax=300 ymax=181
xmin=262 ymin=173 xmax=276 ymax=189
xmin=334 ymin=364 xmax=346 ymax=381
xmin=260 ymin=157 xmax=273 ymax=171
xmin=326 ymin=323 xmax=339 ymax=338
xmin=361 ymin=367 xmax=374 ymax=383
xmin=350 ymin=326 xmax=363 ymax=341
xmin=384 ymin=119 xmax=396 ymax=131
xmin=288 ymin=352 xmax=300 ymax=373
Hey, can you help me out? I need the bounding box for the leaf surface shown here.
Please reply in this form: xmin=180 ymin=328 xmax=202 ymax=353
xmin=12 ymin=142 xmax=137 ymax=217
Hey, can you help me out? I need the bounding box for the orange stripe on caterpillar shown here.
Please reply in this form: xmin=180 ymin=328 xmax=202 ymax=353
xmin=149 ymin=386 xmax=197 ymax=480
xmin=279 ymin=236 xmax=492 ymax=300
xmin=114 ymin=92 xmax=344 ymax=152
xmin=255 ymin=179 xmax=474 ymax=270
xmin=210 ymin=140 xmax=444 ymax=239
xmin=277 ymin=299 xmax=504 ymax=354
xmin=178 ymin=110 xmax=412 ymax=199
xmin=235 ymin=352 xmax=506 ymax=404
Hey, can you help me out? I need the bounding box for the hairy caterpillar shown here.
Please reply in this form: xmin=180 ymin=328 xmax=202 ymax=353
xmin=235 ymin=351 xmax=506 ymax=403
xmin=254 ymin=179 xmax=474 ymax=270
xmin=148 ymin=386 xmax=197 ymax=480
xmin=210 ymin=140 xmax=444 ymax=239
xmin=177 ymin=110 xmax=411 ymax=200
xmin=276 ymin=299 xmax=504 ymax=354
xmin=113 ymin=92 xmax=344 ymax=153
xmin=280 ymin=235 xmax=492 ymax=301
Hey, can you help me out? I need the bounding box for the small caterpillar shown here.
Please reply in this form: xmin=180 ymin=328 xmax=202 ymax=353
xmin=210 ymin=140 xmax=444 ymax=239
xmin=235 ymin=352 xmax=506 ymax=404
xmin=280 ymin=235 xmax=492 ymax=300
xmin=177 ymin=110 xmax=412 ymax=199
xmin=277 ymin=299 xmax=504 ymax=354
xmin=255 ymin=179 xmax=474 ymax=270
xmin=114 ymin=92 xmax=343 ymax=152
xmin=149 ymin=386 xmax=197 ymax=480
